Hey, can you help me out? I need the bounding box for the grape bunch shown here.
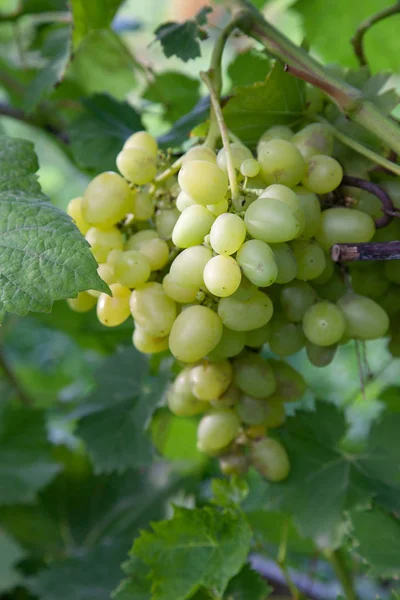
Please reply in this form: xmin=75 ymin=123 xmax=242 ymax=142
xmin=66 ymin=122 xmax=394 ymax=481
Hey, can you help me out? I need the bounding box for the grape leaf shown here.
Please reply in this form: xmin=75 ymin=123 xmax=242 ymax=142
xmin=153 ymin=7 xmax=212 ymax=62
xmin=71 ymin=0 xmax=125 ymax=49
xmin=228 ymin=49 xmax=270 ymax=88
xmin=0 ymin=405 xmax=60 ymax=505
xmin=224 ymin=564 xmax=272 ymax=600
xmin=0 ymin=532 xmax=25 ymax=592
xmin=351 ymin=508 xmax=400 ymax=577
xmin=143 ymin=72 xmax=200 ymax=124
xmin=112 ymin=555 xmax=151 ymax=600
xmin=69 ymin=94 xmax=143 ymax=173
xmin=378 ymin=386 xmax=400 ymax=413
xmin=246 ymin=511 xmax=314 ymax=555
xmin=158 ymin=96 xmax=210 ymax=149
xmin=132 ymin=506 xmax=252 ymax=600
xmin=223 ymin=61 xmax=306 ymax=147
xmin=0 ymin=135 xmax=41 ymax=194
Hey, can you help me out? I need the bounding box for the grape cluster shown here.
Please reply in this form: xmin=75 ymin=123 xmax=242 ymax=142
xmin=66 ymin=123 xmax=393 ymax=481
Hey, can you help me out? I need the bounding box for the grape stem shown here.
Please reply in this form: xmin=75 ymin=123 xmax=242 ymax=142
xmin=277 ymin=519 xmax=304 ymax=600
xmin=154 ymin=155 xmax=183 ymax=185
xmin=324 ymin=549 xmax=358 ymax=600
xmin=332 ymin=240 xmax=400 ymax=262
xmin=341 ymin=175 xmax=394 ymax=228
xmin=351 ymin=2 xmax=400 ymax=67
xmin=201 ymin=71 xmax=240 ymax=201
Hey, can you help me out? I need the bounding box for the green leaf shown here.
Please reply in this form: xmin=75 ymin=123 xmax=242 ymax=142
xmin=246 ymin=511 xmax=314 ymax=555
xmin=143 ymin=71 xmax=200 ymax=124
xmin=71 ymin=0 xmax=125 ymax=49
xmin=378 ymin=386 xmax=400 ymax=412
xmin=211 ymin=477 xmax=249 ymax=508
xmin=351 ymin=508 xmax=400 ymax=577
xmin=223 ymin=61 xmax=306 ymax=147
xmin=228 ymin=49 xmax=270 ymax=88
xmin=112 ymin=555 xmax=151 ymax=600
xmin=224 ymin=564 xmax=272 ymax=600
xmin=69 ymin=94 xmax=143 ymax=173
xmin=0 ymin=135 xmax=40 ymax=193
xmin=0 ymin=405 xmax=60 ymax=505
xmin=153 ymin=7 xmax=212 ymax=62
xmin=158 ymin=97 xmax=210 ymax=149
xmin=0 ymin=532 xmax=25 ymax=592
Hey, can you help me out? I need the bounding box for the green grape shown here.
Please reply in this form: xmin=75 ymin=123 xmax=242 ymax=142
xmin=169 ymin=305 xmax=223 ymax=363
xmin=155 ymin=208 xmax=180 ymax=240
xmin=190 ymin=360 xmax=233 ymax=401
xmin=240 ymin=158 xmax=260 ymax=178
xmin=293 ymin=186 xmax=321 ymax=239
xmin=209 ymin=213 xmax=246 ymax=255
xmin=176 ymin=190 xmax=197 ymax=212
xmin=219 ymin=453 xmax=249 ymax=476
xmin=292 ymin=123 xmax=333 ymax=159
xmin=302 ymin=301 xmax=346 ymax=346
xmin=114 ymin=250 xmax=151 ymax=288
xmin=230 ymin=276 xmax=258 ymax=301
xmin=130 ymin=282 xmax=177 ymax=337
xmin=244 ymin=197 xmax=301 ymax=243
xmin=85 ymin=226 xmax=124 ymax=263
xmin=251 ymin=437 xmax=290 ymax=482
xmin=257 ymin=139 xmax=305 ymax=187
xmin=133 ymin=326 xmax=169 ymax=354
xmin=350 ymin=262 xmax=389 ymax=298
xmin=116 ymin=147 xmax=157 ymax=185
xmin=269 ymin=316 xmax=306 ymax=356
xmin=305 ymin=85 xmax=324 ymax=113
xmin=162 ymin=273 xmax=199 ymax=304
xmin=311 ymin=256 xmax=335 ymax=285
xmin=123 ymin=131 xmax=158 ymax=156
xmin=197 ymin=409 xmax=240 ymax=454
xmin=97 ymin=262 xmax=116 ymax=286
xmin=67 ymin=291 xmax=97 ymax=313
xmin=172 ymin=204 xmax=215 ymax=248
xmin=382 ymin=180 xmax=400 ymax=210
xmin=270 ymin=243 xmax=298 ymax=284
xmin=263 ymin=397 xmax=286 ymax=428
xmin=217 ymin=143 xmax=252 ymax=172
xmin=302 ymin=155 xmax=343 ymax=194
xmin=236 ymin=395 xmax=270 ymax=425
xmin=203 ymin=255 xmax=242 ymax=297
xmin=372 ymin=219 xmax=400 ymax=242
xmin=167 ymin=368 xmax=208 ymax=417
xmin=210 ymin=384 xmax=241 ymax=409
xmin=355 ymin=190 xmax=383 ymax=219
xmin=131 ymin=190 xmax=154 ymax=221
xmin=207 ymin=326 xmax=246 ymax=360
xmin=233 ymin=352 xmax=276 ymax=398
xmin=291 ymin=239 xmax=326 ymax=280
xmin=82 ymin=172 xmax=133 ymax=228
xmin=182 ymin=145 xmax=216 ymax=164
xmin=207 ymin=197 xmax=229 ymax=217
xmin=306 ymin=341 xmax=337 ymax=367
xmin=280 ymin=280 xmax=317 ymax=322
xmin=218 ymin=290 xmax=274 ymax=331
xmin=384 ymin=260 xmax=400 ymax=285
xmin=126 ymin=231 xmax=169 ymax=271
xmin=259 ymin=184 xmax=305 ymax=235
xmin=337 ymin=293 xmax=389 ymax=340
xmin=245 ymin=323 xmax=271 ymax=348
xmin=379 ymin=286 xmax=400 ymax=317
xmin=257 ymin=126 xmax=294 ymax=154
xmin=97 ymin=283 xmax=131 ymax=327
xmin=272 ymin=360 xmax=306 ymax=402
xmin=178 ymin=160 xmax=228 ymax=205
xmin=315 ymin=208 xmax=375 ymax=251
xmin=169 ymin=245 xmax=212 ymax=288
xmin=67 ymin=197 xmax=90 ymax=234
xmin=236 ymin=240 xmax=278 ymax=287
xmin=313 ymin=272 xmax=346 ymax=303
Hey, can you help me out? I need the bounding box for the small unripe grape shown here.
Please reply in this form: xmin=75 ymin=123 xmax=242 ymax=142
xmin=203 ymin=255 xmax=242 ymax=297
xmin=155 ymin=208 xmax=180 ymax=239
xmin=306 ymin=341 xmax=337 ymax=367
xmin=82 ymin=172 xmax=133 ymax=228
xmin=178 ymin=160 xmax=228 ymax=205
xmin=182 ymin=145 xmax=216 ymax=164
xmin=245 ymin=197 xmax=302 ymax=243
xmin=169 ymin=245 xmax=212 ymax=288
xmin=312 ymin=257 xmax=335 ymax=285
xmin=269 ymin=317 xmax=306 ymax=356
xmin=207 ymin=326 xmax=246 ymax=360
xmin=209 ymin=213 xmax=246 ymax=256
xmin=218 ymin=290 xmax=274 ymax=331
xmin=172 ymin=205 xmax=215 ymax=248
xmin=85 ymin=226 xmax=124 ymax=263
xmin=292 ymin=123 xmax=333 ymax=159
xmin=291 ymin=239 xmax=326 ymax=280
xmin=240 ymin=158 xmax=260 ymax=178
xmin=123 ymin=131 xmax=158 ymax=156
xmin=280 ymin=280 xmax=317 ymax=322
xmin=131 ymin=191 xmax=154 ymax=221
xmin=169 ymin=305 xmax=223 ymax=363
xmin=337 ymin=293 xmax=389 ymax=340
xmin=315 ymin=208 xmax=375 ymax=251
xmin=301 ymin=155 xmax=343 ymax=194
xmin=67 ymin=197 xmax=90 ymax=234
xmin=114 ymin=250 xmax=151 ymax=288
xmin=270 ymin=243 xmax=298 ymax=284
xmin=258 ymin=139 xmax=305 ymax=187
xmin=67 ymin=291 xmax=97 ymax=313
xmin=176 ymin=190 xmax=196 ymax=212
xmin=302 ymin=301 xmax=346 ymax=346
xmin=97 ymin=283 xmax=131 ymax=327
xmin=162 ymin=274 xmax=198 ymax=304
xmin=116 ymin=148 xmax=157 ymax=185
xmin=272 ymin=360 xmax=306 ymax=402
xmin=251 ymin=437 xmax=290 ymax=482
xmin=257 ymin=126 xmax=293 ymax=154
xmin=130 ymin=282 xmax=177 ymax=337
xmin=133 ymin=326 xmax=169 ymax=354
xmin=197 ymin=409 xmax=240 ymax=454
xmin=167 ymin=369 xmax=208 ymax=417
xmin=233 ymin=352 xmax=276 ymax=398
xmin=217 ymin=143 xmax=252 ymax=172
xmin=190 ymin=360 xmax=233 ymax=401
xmin=236 ymin=240 xmax=278 ymax=287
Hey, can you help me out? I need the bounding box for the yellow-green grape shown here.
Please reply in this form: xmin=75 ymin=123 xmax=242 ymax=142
xmin=302 ymin=155 xmax=343 ymax=194
xmin=355 ymin=190 xmax=383 ymax=219
xmin=270 ymin=243 xmax=298 ymax=284
xmin=217 ymin=143 xmax=252 ymax=172
xmin=260 ymin=185 xmax=305 ymax=236
xmin=291 ymin=239 xmax=326 ymax=280
xmin=209 ymin=213 xmax=246 ymax=256
xmin=169 ymin=305 xmax=223 ymax=363
xmin=130 ymin=282 xmax=177 ymax=337
xmin=106 ymin=248 xmax=124 ymax=266
xmin=236 ymin=240 xmax=278 ymax=287
xmin=207 ymin=326 xmax=246 ymax=360
xmin=67 ymin=291 xmax=97 ymax=312
xmin=251 ymin=437 xmax=290 ymax=482
xmin=132 ymin=326 xmax=169 ymax=354
xmin=306 ymin=341 xmax=337 ymax=367
xmin=218 ymin=290 xmax=274 ymax=331
xmin=312 ymin=256 xmax=335 ymax=285
xmin=292 ymin=123 xmax=333 ymax=159
xmin=258 ymin=139 xmax=305 ymax=187
xmin=203 ymin=255 xmax=242 ymax=297
xmin=97 ymin=283 xmax=131 ymax=327
xmin=169 ymin=245 xmax=212 ymax=288
xmin=131 ymin=190 xmax=154 ymax=221
xmin=272 ymin=360 xmax=306 ymax=402
xmin=245 ymin=323 xmax=271 ymax=348
xmin=197 ymin=409 xmax=240 ymax=454
xmin=257 ymin=126 xmax=294 ymax=154
xmin=85 ymin=226 xmax=124 ymax=263
xmin=114 ymin=250 xmax=151 ymax=288
xmin=167 ymin=368 xmax=208 ymax=416
xmin=263 ymin=397 xmax=286 ymax=428
xmin=245 ymin=197 xmax=302 ymax=243
xmin=155 ymin=208 xmax=180 ymax=240
xmin=67 ymin=197 xmax=90 ymax=234
xmin=82 ymin=172 xmax=133 ymax=228
xmin=162 ymin=273 xmax=198 ymax=304
xmin=240 ymin=158 xmax=260 ymax=178
xmin=123 ymin=130 xmax=158 ymax=157
xmin=302 ymin=301 xmax=346 ymax=346
xmin=337 ymin=293 xmax=389 ymax=340
xmin=207 ymin=197 xmax=229 ymax=217
xmin=87 ymin=263 xmax=116 ymax=298
xmin=294 ymin=186 xmax=321 ymax=240
xmin=219 ymin=453 xmax=249 ymax=476
xmin=190 ymin=360 xmax=233 ymax=401
xmin=233 ymin=352 xmax=276 ymax=398
xmin=172 ymin=205 xmax=215 ymax=248
xmin=176 ymin=190 xmax=197 ymax=212
xmin=210 ymin=384 xmax=241 ymax=409
xmin=236 ymin=395 xmax=270 ymax=426
xmin=182 ymin=145 xmax=216 ymax=164
xmin=269 ymin=316 xmax=306 ymax=356
xmin=315 ymin=208 xmax=375 ymax=251
xmin=178 ymin=160 xmax=228 ymax=205
xmin=384 ymin=260 xmax=400 ymax=284
xmin=280 ymin=280 xmax=317 ymax=322
xmin=231 ymin=276 xmax=258 ymax=301
xmin=116 ymin=147 xmax=157 ymax=185
xmin=126 ymin=230 xmax=169 ymax=271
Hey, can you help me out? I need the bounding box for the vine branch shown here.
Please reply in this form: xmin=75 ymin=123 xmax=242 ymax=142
xmin=341 ymin=175 xmax=394 ymax=228
xmin=332 ymin=241 xmax=400 ymax=262
xmin=351 ymin=2 xmax=400 ymax=67
xmin=0 ymin=101 xmax=70 ymax=144
xmin=324 ymin=549 xmax=358 ymax=600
